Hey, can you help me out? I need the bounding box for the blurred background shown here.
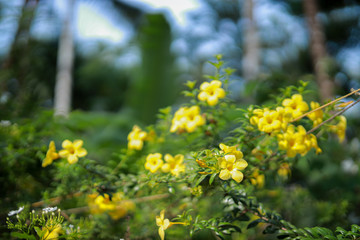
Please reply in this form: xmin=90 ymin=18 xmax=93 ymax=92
xmin=1 ymin=0 xmax=360 ymax=238
xmin=1 ymin=0 xmax=360 ymax=122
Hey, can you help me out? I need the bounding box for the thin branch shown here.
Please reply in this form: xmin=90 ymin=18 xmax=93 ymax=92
xmin=307 ymin=97 xmax=360 ymax=135
xmin=291 ymin=88 xmax=360 ymax=123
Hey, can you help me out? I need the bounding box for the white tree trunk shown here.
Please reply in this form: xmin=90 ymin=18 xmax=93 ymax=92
xmin=54 ymin=0 xmax=75 ymax=117
xmin=242 ymin=0 xmax=260 ymax=81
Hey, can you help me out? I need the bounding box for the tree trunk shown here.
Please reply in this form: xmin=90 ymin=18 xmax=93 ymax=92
xmin=303 ymin=0 xmax=334 ymax=102
xmin=1 ymin=0 xmax=38 ymax=89
xmin=54 ymin=0 xmax=75 ymax=117
xmin=242 ymin=0 xmax=260 ymax=81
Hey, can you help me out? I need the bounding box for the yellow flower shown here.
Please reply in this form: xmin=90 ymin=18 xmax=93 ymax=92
xmin=277 ymin=125 xmax=321 ymax=157
xmin=161 ymin=154 xmax=185 ymax=177
xmin=218 ymin=144 xmax=248 ymax=183
xmin=127 ymin=125 xmax=147 ymax=150
xmin=42 ymin=141 xmax=59 ymax=167
xmin=330 ymin=116 xmax=347 ymax=143
xmin=87 ymin=194 xmax=104 ymax=214
xmin=156 ymin=210 xmax=170 ymax=240
xmin=41 ymin=225 xmax=61 ymax=240
xmin=250 ymin=108 xmax=266 ymax=126
xmin=257 ymin=109 xmax=282 ymax=133
xmin=170 ymin=106 xmax=205 ymax=133
xmin=282 ymin=94 xmax=309 ymax=119
xmin=277 ymin=163 xmax=291 ymax=178
xmin=250 ymin=170 xmax=265 ymax=188
xmin=250 ymin=107 xmax=291 ymax=133
xmin=87 ymin=193 xmax=135 ymax=220
xmin=145 ymin=153 xmax=163 ymax=173
xmin=307 ymin=101 xmax=323 ymax=127
xmin=197 ymin=80 xmax=226 ymax=106
xmin=58 ymin=140 xmax=87 ymax=164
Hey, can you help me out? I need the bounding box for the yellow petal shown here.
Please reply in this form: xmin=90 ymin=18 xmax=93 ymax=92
xmin=215 ymin=88 xmax=225 ymax=98
xmin=224 ymin=154 xmax=236 ymax=163
xmin=207 ymin=95 xmax=218 ymax=106
xmin=163 ymin=219 xmax=170 ymax=230
xmin=210 ymin=80 xmax=222 ymax=88
xmin=219 ymin=169 xmax=231 ymax=180
xmin=67 ymin=155 xmax=78 ymax=164
xmin=42 ymin=157 xmax=52 ymax=167
xmin=164 ymin=154 xmax=173 ymax=163
xmin=76 ymin=148 xmax=87 ymax=157
xmin=156 ymin=216 xmax=162 ymax=226
xmin=58 ymin=149 xmax=69 ymax=158
xmin=73 ymin=139 xmax=84 ymax=149
xmin=200 ymin=82 xmax=210 ymax=91
xmin=198 ymin=91 xmax=208 ymax=101
xmin=62 ymin=139 xmax=72 ymax=149
xmin=158 ymin=227 xmax=165 ymax=240
xmin=234 ymin=159 xmax=248 ymax=170
xmin=231 ymin=170 xmax=244 ymax=183
xmin=161 ymin=163 xmax=171 ymax=173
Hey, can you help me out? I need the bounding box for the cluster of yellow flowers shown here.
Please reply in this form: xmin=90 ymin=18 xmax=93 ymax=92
xmin=170 ymin=106 xmax=205 ymax=133
xmin=197 ymin=80 xmax=226 ymax=106
xmin=87 ymin=192 xmax=135 ymax=220
xmin=127 ymin=125 xmax=148 ymax=150
xmin=250 ymin=94 xmax=322 ymax=157
xmin=330 ymin=115 xmax=347 ymax=142
xmin=250 ymin=169 xmax=265 ymax=188
xmin=277 ymin=125 xmax=322 ymax=157
xmin=42 ymin=140 xmax=87 ymax=167
xmin=145 ymin=153 xmax=185 ymax=177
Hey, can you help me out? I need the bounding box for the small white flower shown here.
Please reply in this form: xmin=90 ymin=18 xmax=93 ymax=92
xmin=42 ymin=206 xmax=58 ymax=213
xmin=8 ymin=206 xmax=24 ymax=216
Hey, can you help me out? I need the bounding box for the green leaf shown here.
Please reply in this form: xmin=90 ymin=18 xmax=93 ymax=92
xmin=34 ymin=226 xmax=44 ymax=238
xmin=209 ymin=173 xmax=217 ymax=185
xmin=263 ymin=225 xmax=279 ymax=234
xmin=247 ymin=218 xmax=266 ymax=229
xmin=236 ymin=214 xmax=250 ymax=222
xmin=195 ymin=175 xmax=207 ymax=187
xmin=335 ymin=227 xmax=347 ymax=235
xmin=11 ymin=232 xmax=36 ymax=240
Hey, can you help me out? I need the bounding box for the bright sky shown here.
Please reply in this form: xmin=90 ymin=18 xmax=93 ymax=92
xmin=53 ymin=0 xmax=201 ymax=44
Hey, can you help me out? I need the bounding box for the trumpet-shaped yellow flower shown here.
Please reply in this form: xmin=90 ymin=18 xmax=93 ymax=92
xmin=145 ymin=153 xmax=163 ymax=173
xmin=155 ymin=210 xmax=185 ymax=240
xmin=307 ymin=101 xmax=323 ymax=127
xmin=218 ymin=144 xmax=248 ymax=183
xmin=156 ymin=210 xmax=170 ymax=240
xmin=58 ymin=140 xmax=87 ymax=164
xmin=170 ymin=106 xmax=205 ymax=133
xmin=197 ymin=80 xmax=226 ymax=106
xmin=161 ymin=154 xmax=185 ymax=176
xmin=42 ymin=141 xmax=59 ymax=167
xmin=127 ymin=125 xmax=147 ymax=150
xmin=41 ymin=225 xmax=61 ymax=240
xmin=250 ymin=107 xmax=291 ymax=133
xmin=330 ymin=116 xmax=347 ymax=143
xmin=250 ymin=170 xmax=265 ymax=188
xmin=277 ymin=125 xmax=321 ymax=157
xmin=277 ymin=163 xmax=291 ymax=178
xmin=282 ymin=94 xmax=309 ymax=119
xmin=87 ymin=193 xmax=135 ymax=220
xmin=257 ymin=109 xmax=282 ymax=133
